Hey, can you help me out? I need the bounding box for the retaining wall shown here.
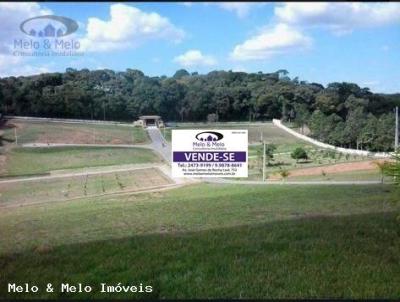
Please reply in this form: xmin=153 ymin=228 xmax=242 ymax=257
xmin=272 ymin=119 xmax=391 ymax=158
xmin=4 ymin=115 xmax=134 ymax=126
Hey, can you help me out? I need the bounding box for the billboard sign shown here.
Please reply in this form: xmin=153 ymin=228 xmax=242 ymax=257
xmin=171 ymin=129 xmax=248 ymax=178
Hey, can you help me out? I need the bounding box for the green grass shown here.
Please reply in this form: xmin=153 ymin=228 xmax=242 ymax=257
xmin=164 ymin=122 xmax=308 ymax=146
xmin=248 ymin=142 xmax=312 ymax=155
xmin=248 ymin=145 xmax=375 ymax=181
xmin=165 ymin=122 xmax=376 ymax=182
xmin=166 ymin=122 xmax=372 ymax=181
xmin=0 ymin=184 xmax=399 ymax=299
xmin=1 ymin=146 xmax=161 ymax=177
xmin=2 ymin=120 xmax=149 ymax=145
xmin=287 ymin=169 xmax=387 ymax=182
xmin=1 ymin=213 xmax=398 ymax=299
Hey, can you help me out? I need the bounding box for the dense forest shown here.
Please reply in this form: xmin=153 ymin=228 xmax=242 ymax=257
xmin=0 ymin=68 xmax=399 ymax=151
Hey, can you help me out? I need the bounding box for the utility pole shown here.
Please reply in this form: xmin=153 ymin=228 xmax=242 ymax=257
xmin=395 ymin=106 xmax=399 ymax=150
xmin=14 ymin=127 xmax=17 ymax=145
xmin=262 ymin=142 xmax=266 ymax=182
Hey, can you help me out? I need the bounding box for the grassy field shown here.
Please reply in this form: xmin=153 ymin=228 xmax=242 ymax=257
xmin=0 ymin=120 xmax=398 ymax=299
xmin=0 ymin=184 xmax=399 ymax=299
xmin=286 ymin=169 xmax=387 ymax=182
xmin=0 ymin=146 xmax=161 ymax=177
xmin=164 ymin=122 xmax=308 ymax=146
xmin=248 ymin=145 xmax=377 ymax=180
xmin=0 ymin=168 xmax=172 ymax=206
xmin=1 ymin=120 xmax=149 ymax=145
xmin=165 ymin=122 xmax=378 ymax=181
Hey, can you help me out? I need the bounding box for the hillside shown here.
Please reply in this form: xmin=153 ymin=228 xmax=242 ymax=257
xmin=1 ymin=68 xmax=399 ymax=151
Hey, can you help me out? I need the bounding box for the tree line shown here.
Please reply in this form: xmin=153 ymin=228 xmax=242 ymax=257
xmin=0 ymin=68 xmax=399 ymax=151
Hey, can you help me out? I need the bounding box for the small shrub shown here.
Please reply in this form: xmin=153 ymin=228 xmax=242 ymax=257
xmin=279 ymin=168 xmax=290 ymax=181
xmin=291 ymin=147 xmax=308 ymax=163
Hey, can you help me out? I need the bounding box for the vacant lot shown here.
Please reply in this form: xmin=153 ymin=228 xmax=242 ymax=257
xmin=1 ymin=120 xmax=149 ymax=145
xmin=0 ymin=146 xmax=161 ymax=177
xmin=248 ymin=146 xmax=379 ymax=180
xmin=0 ymin=168 xmax=172 ymax=207
xmin=165 ymin=122 xmax=380 ymax=182
xmin=165 ymin=122 xmax=308 ymax=148
xmin=286 ymin=169 xmax=386 ymax=182
xmin=268 ymin=159 xmax=388 ymax=181
xmin=248 ymin=145 xmax=377 ymax=182
xmin=0 ymin=184 xmax=398 ymax=299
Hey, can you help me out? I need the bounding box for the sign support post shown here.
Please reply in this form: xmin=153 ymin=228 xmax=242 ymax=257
xmin=395 ymin=106 xmax=398 ymax=150
xmin=262 ymin=142 xmax=266 ymax=182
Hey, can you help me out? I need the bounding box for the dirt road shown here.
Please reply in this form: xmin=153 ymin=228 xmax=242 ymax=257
xmin=147 ymin=127 xmax=171 ymax=163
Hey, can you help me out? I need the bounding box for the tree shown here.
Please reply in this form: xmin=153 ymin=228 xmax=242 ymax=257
xmin=291 ymin=147 xmax=308 ymax=163
xmin=173 ymin=69 xmax=190 ymax=79
xmin=309 ymin=110 xmax=326 ymax=140
xmin=329 ymin=121 xmax=348 ymax=147
xmin=160 ymin=79 xmax=186 ymax=121
xmin=383 ymin=150 xmax=400 ymax=186
xmin=359 ymin=114 xmax=379 ymax=151
xmin=280 ymin=96 xmax=289 ymax=122
xmin=309 ymin=110 xmax=343 ymax=144
xmin=375 ymin=114 xmax=395 ymax=152
xmin=344 ymin=94 xmax=369 ymax=112
xmin=207 ymin=113 xmax=218 ymax=123
xmin=256 ymin=143 xmax=277 ymax=172
xmin=264 ymin=143 xmax=277 ymax=166
xmin=293 ymin=103 xmax=311 ymax=133
xmin=0 ymin=67 xmax=398 ymax=152
xmin=344 ymin=106 xmax=366 ymax=149
xmin=315 ymin=90 xmax=342 ymax=115
xmin=374 ymin=160 xmax=390 ymax=183
xmin=279 ymin=168 xmax=290 ymax=181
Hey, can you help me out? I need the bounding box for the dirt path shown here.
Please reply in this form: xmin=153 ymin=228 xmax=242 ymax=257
xmin=204 ymin=177 xmax=385 ymax=185
xmin=22 ymin=143 xmax=152 ymax=148
xmin=0 ymin=163 xmax=169 ymax=184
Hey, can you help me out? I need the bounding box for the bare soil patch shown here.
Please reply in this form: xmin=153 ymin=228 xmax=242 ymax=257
xmin=36 ymin=126 xmax=94 ymax=144
xmin=3 ymin=120 xmax=136 ymax=145
xmin=269 ymin=159 xmax=390 ymax=180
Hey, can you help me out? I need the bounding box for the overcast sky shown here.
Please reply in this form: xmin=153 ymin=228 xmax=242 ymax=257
xmin=1 ymin=2 xmax=399 ymax=93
